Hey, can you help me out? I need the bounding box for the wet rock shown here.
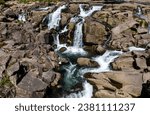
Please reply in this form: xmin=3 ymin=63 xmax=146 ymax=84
xmin=16 ymin=70 xmax=48 ymax=98
xmin=77 ymin=57 xmax=99 ymax=67
xmin=83 ymin=45 xmax=98 ymax=56
xmin=58 ymin=47 xmax=67 ymax=53
xmin=61 ymin=13 xmax=72 ymax=26
xmin=96 ymin=45 xmax=106 ymax=54
xmin=58 ymin=57 xmax=68 ymax=64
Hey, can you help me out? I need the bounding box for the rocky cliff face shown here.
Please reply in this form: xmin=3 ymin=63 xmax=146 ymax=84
xmin=0 ymin=0 xmax=150 ymax=98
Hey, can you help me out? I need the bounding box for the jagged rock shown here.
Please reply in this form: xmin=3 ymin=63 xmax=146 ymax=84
xmin=0 ymin=85 xmax=16 ymax=98
xmin=112 ymin=19 xmax=137 ymax=35
xmin=58 ymin=47 xmax=67 ymax=53
xmin=111 ymin=54 xmax=135 ymax=71
xmin=7 ymin=22 xmax=35 ymax=44
xmin=36 ymin=30 xmax=53 ymax=44
xmin=42 ymin=70 xmax=61 ymax=86
xmin=30 ymin=10 xmax=49 ymax=28
xmin=16 ymin=70 xmax=48 ymax=98
xmin=87 ymin=78 xmax=116 ymax=91
xmin=96 ymin=45 xmax=106 ymax=54
xmin=7 ymin=62 xmax=20 ymax=77
xmin=83 ymin=45 xmax=106 ymax=56
xmin=132 ymin=51 xmax=148 ymax=58
xmin=115 ymin=89 xmax=132 ymax=98
xmin=86 ymin=71 xmax=143 ymax=97
xmin=137 ymin=34 xmax=150 ymax=46
xmin=95 ymin=90 xmax=116 ymax=98
xmin=135 ymin=57 xmax=147 ymax=69
xmin=0 ymin=16 xmax=5 ymax=22
xmin=83 ymin=45 xmax=98 ymax=56
xmin=0 ymin=51 xmax=11 ymax=76
xmin=3 ymin=8 xmax=18 ymax=20
xmin=0 ymin=22 xmax=7 ymax=41
xmin=143 ymin=73 xmax=150 ymax=83
xmin=94 ymin=89 xmax=131 ymax=98
xmin=61 ymin=13 xmax=72 ymax=26
xmin=68 ymin=4 xmax=79 ymax=14
xmin=77 ymin=58 xmax=99 ymax=67
xmin=84 ymin=19 xmax=107 ymax=45
xmin=49 ymin=51 xmax=59 ymax=61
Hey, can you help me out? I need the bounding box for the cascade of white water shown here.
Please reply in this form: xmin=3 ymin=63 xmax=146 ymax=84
xmin=79 ymin=4 xmax=103 ymax=18
xmin=18 ymin=14 xmax=26 ymax=22
xmin=63 ymin=5 xmax=104 ymax=98
xmin=66 ymin=81 xmax=93 ymax=98
xmin=128 ymin=46 xmax=145 ymax=52
xmin=72 ymin=5 xmax=103 ymax=48
xmin=43 ymin=5 xmax=66 ymax=30
xmin=73 ymin=20 xmax=84 ymax=48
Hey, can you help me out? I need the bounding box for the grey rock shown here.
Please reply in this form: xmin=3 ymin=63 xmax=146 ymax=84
xmin=16 ymin=71 xmax=48 ymax=97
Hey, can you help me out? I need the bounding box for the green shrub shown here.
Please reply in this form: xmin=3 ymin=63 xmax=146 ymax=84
xmin=0 ymin=0 xmax=5 ymax=4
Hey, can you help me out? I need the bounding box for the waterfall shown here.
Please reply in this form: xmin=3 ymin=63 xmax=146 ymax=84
xmin=43 ymin=4 xmax=123 ymax=98
xmin=43 ymin=5 xmax=66 ymax=30
xmin=79 ymin=5 xmax=103 ymax=18
xmin=73 ymin=20 xmax=84 ymax=48
xmin=66 ymin=81 xmax=93 ymax=98
xmin=18 ymin=14 xmax=26 ymax=22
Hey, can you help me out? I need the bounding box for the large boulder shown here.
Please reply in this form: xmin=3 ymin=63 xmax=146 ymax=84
xmin=77 ymin=57 xmax=99 ymax=67
xmin=85 ymin=71 xmax=143 ymax=97
xmin=84 ymin=19 xmax=107 ymax=45
xmin=15 ymin=70 xmax=48 ymax=98
xmin=111 ymin=53 xmax=135 ymax=71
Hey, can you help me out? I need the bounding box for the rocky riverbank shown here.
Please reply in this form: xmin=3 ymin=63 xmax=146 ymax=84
xmin=0 ymin=0 xmax=150 ymax=98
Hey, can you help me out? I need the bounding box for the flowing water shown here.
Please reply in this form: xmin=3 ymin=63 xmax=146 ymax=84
xmin=42 ymin=5 xmax=67 ymax=30
xmin=43 ymin=4 xmax=145 ymax=98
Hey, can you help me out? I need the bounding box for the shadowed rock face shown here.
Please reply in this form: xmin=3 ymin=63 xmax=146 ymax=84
xmin=0 ymin=0 xmax=150 ymax=98
xmin=139 ymin=80 xmax=150 ymax=98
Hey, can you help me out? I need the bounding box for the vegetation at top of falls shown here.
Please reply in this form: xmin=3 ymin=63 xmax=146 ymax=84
xmin=0 ymin=0 xmax=62 ymax=4
xmin=18 ymin=0 xmax=61 ymax=3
